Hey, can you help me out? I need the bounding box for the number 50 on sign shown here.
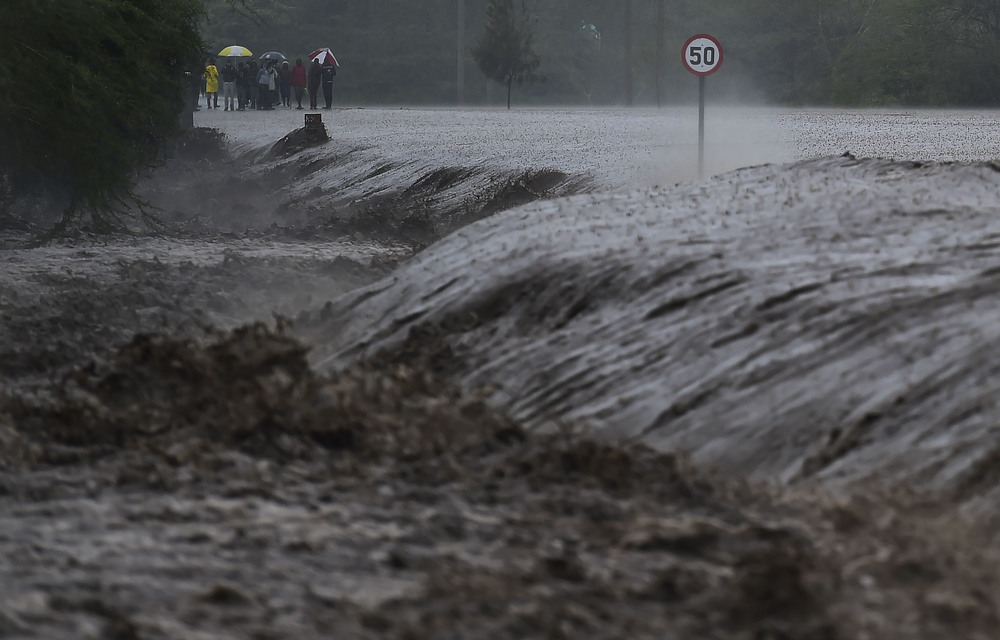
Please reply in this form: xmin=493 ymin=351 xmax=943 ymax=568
xmin=682 ymin=34 xmax=723 ymax=76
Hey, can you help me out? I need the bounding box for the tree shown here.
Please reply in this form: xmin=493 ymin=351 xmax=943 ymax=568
xmin=0 ymin=0 xmax=204 ymax=232
xmin=472 ymin=0 xmax=540 ymax=108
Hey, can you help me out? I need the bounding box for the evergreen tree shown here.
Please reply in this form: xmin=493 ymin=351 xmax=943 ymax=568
xmin=472 ymin=0 xmax=540 ymax=108
xmin=0 ymin=0 xmax=205 ymax=232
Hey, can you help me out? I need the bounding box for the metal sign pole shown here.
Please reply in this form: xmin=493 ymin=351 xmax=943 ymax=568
xmin=698 ymin=75 xmax=705 ymax=179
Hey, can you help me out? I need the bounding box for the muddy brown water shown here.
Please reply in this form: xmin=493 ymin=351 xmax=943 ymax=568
xmin=3 ymin=118 xmax=1000 ymax=639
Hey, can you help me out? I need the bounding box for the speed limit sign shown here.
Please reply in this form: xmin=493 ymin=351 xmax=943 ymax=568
xmin=682 ymin=34 xmax=723 ymax=76
xmin=682 ymin=34 xmax=723 ymax=178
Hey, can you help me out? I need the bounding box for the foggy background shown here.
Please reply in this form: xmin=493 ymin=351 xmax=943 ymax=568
xmin=199 ymin=0 xmax=1000 ymax=108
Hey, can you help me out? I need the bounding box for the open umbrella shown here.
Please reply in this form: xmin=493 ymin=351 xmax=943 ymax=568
xmin=259 ymin=51 xmax=287 ymax=62
xmin=308 ymin=47 xmax=340 ymax=67
xmin=218 ymin=45 xmax=253 ymax=57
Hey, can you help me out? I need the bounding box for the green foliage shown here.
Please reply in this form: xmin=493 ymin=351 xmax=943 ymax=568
xmin=0 ymin=0 xmax=205 ymax=230
xmin=472 ymin=0 xmax=541 ymax=108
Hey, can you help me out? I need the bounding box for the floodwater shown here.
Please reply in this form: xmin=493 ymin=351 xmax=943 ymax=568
xmin=308 ymin=154 xmax=1000 ymax=515
xmin=3 ymin=106 xmax=1000 ymax=639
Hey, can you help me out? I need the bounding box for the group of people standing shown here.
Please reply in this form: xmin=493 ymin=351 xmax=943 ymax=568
xmin=201 ymin=56 xmax=337 ymax=112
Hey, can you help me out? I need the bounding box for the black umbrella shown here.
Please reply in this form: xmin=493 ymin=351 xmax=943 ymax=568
xmin=259 ymin=51 xmax=287 ymax=62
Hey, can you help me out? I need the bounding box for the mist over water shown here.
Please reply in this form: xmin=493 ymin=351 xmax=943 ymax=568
xmin=639 ymin=107 xmax=797 ymax=184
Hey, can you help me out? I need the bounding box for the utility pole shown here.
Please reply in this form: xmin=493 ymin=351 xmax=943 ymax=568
xmin=624 ymin=0 xmax=633 ymax=105
xmin=457 ymin=0 xmax=466 ymax=105
xmin=656 ymin=0 xmax=665 ymax=107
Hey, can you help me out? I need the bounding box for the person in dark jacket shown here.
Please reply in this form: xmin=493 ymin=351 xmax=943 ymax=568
xmin=307 ymin=59 xmax=322 ymax=110
xmin=235 ymin=61 xmax=248 ymax=110
xmin=321 ymin=63 xmax=336 ymax=109
xmin=278 ymin=61 xmax=292 ymax=108
xmin=221 ymin=59 xmax=238 ymax=111
xmin=246 ymin=60 xmax=259 ymax=110
xmin=257 ymin=63 xmax=271 ymax=110
xmin=290 ymin=58 xmax=307 ymax=109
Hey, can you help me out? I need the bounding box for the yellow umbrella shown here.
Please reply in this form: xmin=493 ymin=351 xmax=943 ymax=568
xmin=218 ymin=45 xmax=253 ymax=57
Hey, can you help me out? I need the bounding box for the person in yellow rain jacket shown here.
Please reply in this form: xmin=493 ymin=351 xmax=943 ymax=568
xmin=203 ymin=58 xmax=219 ymax=110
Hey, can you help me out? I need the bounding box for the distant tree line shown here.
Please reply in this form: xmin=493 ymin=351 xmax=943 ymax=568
xmin=200 ymin=0 xmax=1000 ymax=107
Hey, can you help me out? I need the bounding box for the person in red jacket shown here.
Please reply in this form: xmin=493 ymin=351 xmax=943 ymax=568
xmin=290 ymin=58 xmax=308 ymax=110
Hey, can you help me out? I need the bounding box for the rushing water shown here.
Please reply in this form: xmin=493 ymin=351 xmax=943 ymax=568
xmin=5 ymin=107 xmax=1000 ymax=639
xmin=306 ymin=149 xmax=1000 ymax=518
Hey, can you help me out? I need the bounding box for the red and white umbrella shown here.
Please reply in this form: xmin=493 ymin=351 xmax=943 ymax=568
xmin=309 ymin=48 xmax=340 ymax=67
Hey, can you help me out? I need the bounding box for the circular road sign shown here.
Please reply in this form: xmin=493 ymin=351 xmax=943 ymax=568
xmin=682 ymin=34 xmax=723 ymax=76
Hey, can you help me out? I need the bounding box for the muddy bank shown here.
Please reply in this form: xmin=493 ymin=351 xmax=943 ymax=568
xmin=0 ymin=233 xmax=402 ymax=396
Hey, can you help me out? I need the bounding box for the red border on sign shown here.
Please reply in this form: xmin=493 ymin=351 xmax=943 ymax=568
xmin=682 ymin=33 xmax=724 ymax=76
